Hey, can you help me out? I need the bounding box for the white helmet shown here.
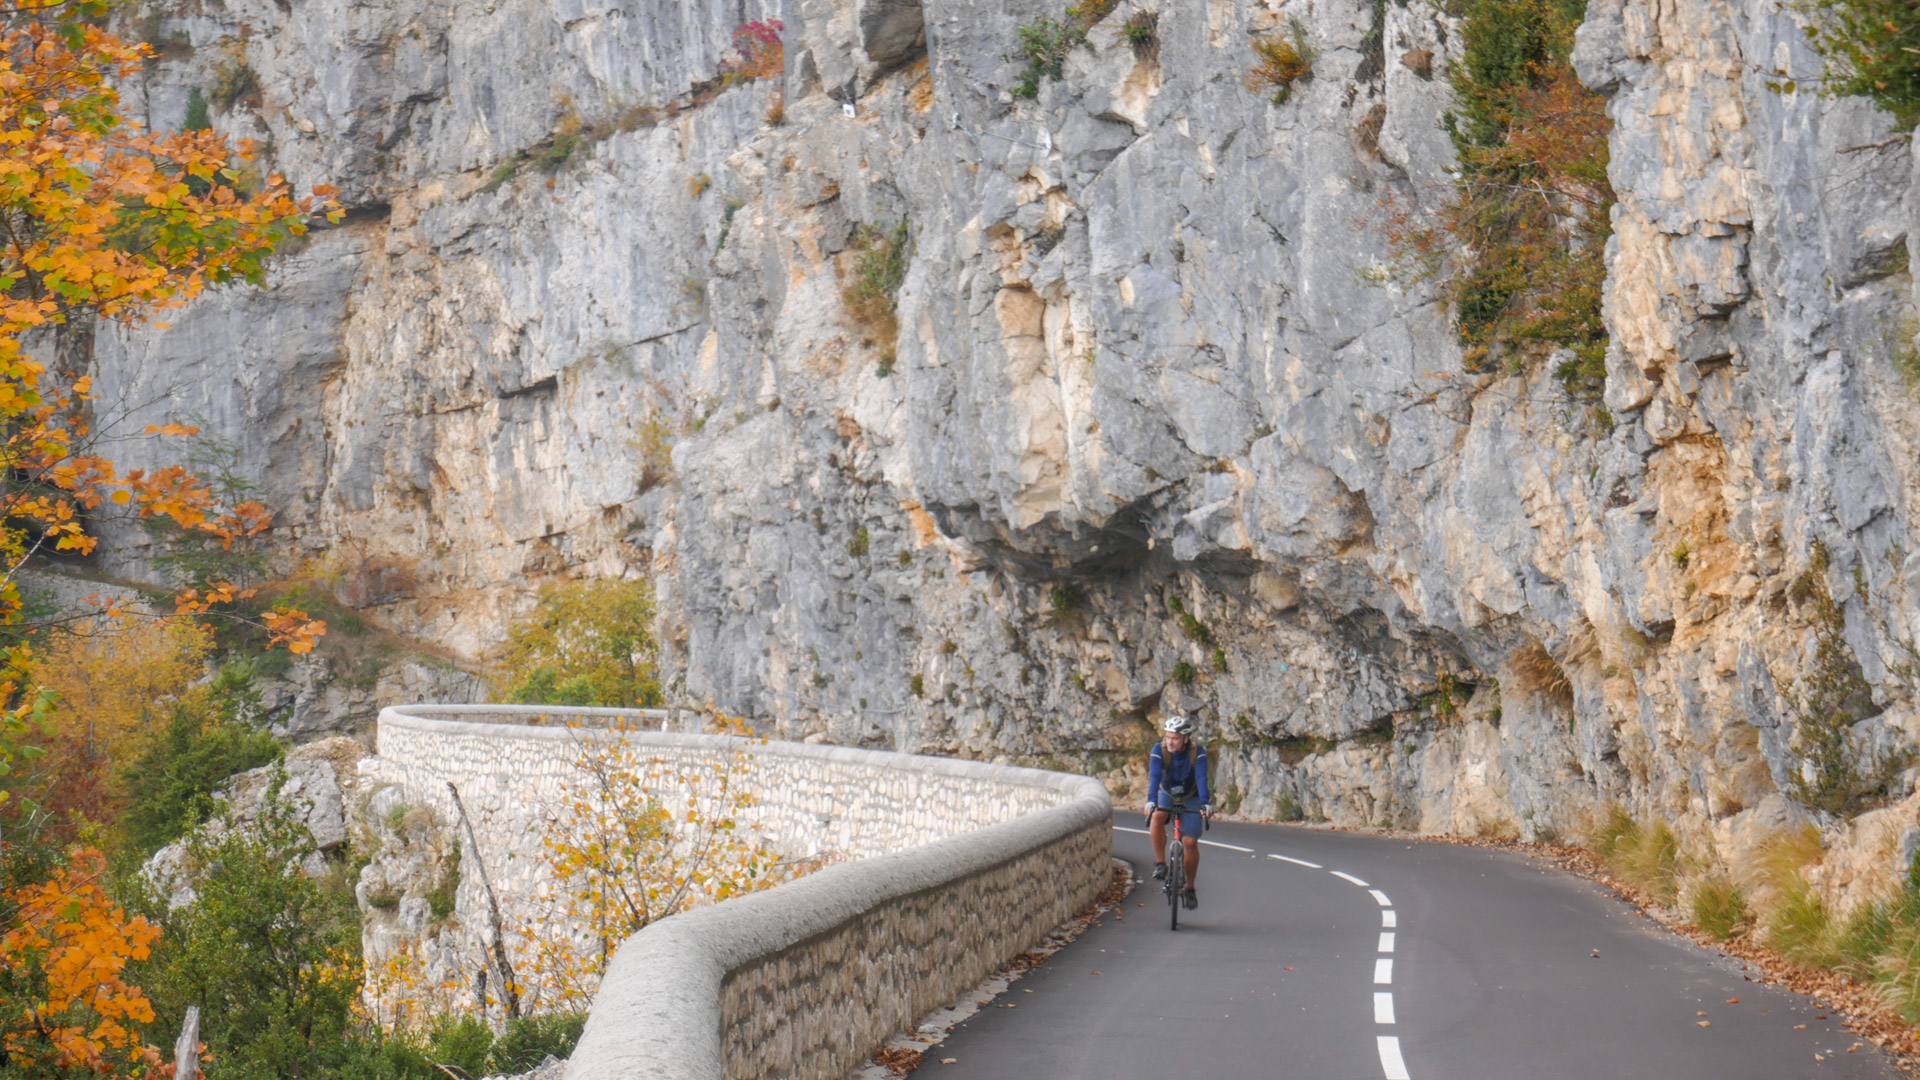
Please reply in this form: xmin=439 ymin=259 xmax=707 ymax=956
xmin=1162 ymin=714 xmax=1195 ymax=736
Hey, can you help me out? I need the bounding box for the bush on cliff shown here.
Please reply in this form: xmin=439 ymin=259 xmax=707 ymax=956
xmin=1373 ymin=0 xmax=1613 ymax=398
xmin=1793 ymin=0 xmax=1920 ymax=128
xmin=119 ymin=663 xmax=284 ymax=855
xmin=491 ymin=579 xmax=663 ymax=709
xmin=133 ymin=776 xmax=369 ymax=1080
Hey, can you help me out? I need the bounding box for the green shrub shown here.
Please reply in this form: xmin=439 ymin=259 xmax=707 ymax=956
xmin=1123 ymin=9 xmax=1159 ymax=53
xmin=210 ymin=60 xmax=258 ymax=109
xmin=1172 ymin=660 xmax=1196 ymax=685
xmin=183 ymin=87 xmax=212 ymax=132
xmin=1793 ymin=0 xmax=1920 ymax=127
xmin=425 ymin=845 xmax=460 ymax=920
xmin=119 ymin=665 xmax=283 ymax=855
xmin=488 ymin=1012 xmax=588 ymax=1072
xmin=910 ymin=673 xmax=925 ymax=697
xmin=1274 ymin=792 xmax=1306 ymax=822
xmin=1379 ymin=0 xmax=1612 ymax=397
xmin=1047 ymin=584 xmax=1083 ymax=616
xmin=480 ymin=158 xmax=520 ymax=194
xmin=840 ymin=221 xmax=910 ymax=363
xmin=848 ymin=527 xmax=871 ymax=557
xmin=1782 ymin=545 xmax=1875 ymax=814
xmin=135 ymin=775 xmax=369 ymax=1080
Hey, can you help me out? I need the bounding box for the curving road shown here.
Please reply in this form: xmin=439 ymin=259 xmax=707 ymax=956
xmin=927 ymin=818 xmax=1900 ymax=1079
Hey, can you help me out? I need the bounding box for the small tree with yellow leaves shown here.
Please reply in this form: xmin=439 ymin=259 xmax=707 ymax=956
xmin=513 ymin=722 xmax=800 ymax=1012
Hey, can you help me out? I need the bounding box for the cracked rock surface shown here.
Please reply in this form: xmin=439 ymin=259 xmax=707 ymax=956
xmin=80 ymin=0 xmax=1920 ymax=908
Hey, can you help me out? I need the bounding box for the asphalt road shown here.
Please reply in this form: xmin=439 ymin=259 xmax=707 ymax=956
xmin=927 ymin=818 xmax=1901 ymax=1080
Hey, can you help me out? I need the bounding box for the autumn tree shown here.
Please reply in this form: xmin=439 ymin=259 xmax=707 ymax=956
xmin=491 ymin=579 xmax=662 ymax=709
xmin=513 ymin=722 xmax=796 ymax=1011
xmin=9 ymin=618 xmax=212 ymax=835
xmin=0 ymin=4 xmax=338 ymax=645
xmin=0 ymin=847 xmax=162 ymax=1078
xmin=0 ymin=1 xmax=337 ymax=819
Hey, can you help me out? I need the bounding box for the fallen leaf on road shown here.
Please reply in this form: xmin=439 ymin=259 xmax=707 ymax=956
xmin=1697 ymin=1021 xmax=1711 ymax=1028
xmin=941 ymin=1058 xmax=957 ymax=1064
xmin=1726 ymin=998 xmax=1740 ymax=1004
xmin=1796 ymin=1024 xmax=1808 ymax=1029
xmin=1284 ymin=966 xmax=1293 ymax=971
xmin=1816 ymin=1054 xmax=1826 ymax=1061
xmin=873 ymin=1047 xmax=924 ymax=1075
xmin=1091 ymin=971 xmax=1101 ymax=975
xmin=1697 ymin=1012 xmax=1707 ymax=1017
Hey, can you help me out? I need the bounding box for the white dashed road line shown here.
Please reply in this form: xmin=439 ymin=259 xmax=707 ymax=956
xmin=1109 ymin=825 xmax=1253 ymax=853
xmin=1379 ymin=1036 xmax=1412 ymax=1080
xmin=1282 ymin=861 xmax=1408 ymax=1078
xmin=1133 ymin=826 xmax=1415 ymax=1080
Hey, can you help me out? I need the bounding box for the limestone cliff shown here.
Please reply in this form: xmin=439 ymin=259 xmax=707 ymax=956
xmin=78 ymin=0 xmax=1920 ymax=902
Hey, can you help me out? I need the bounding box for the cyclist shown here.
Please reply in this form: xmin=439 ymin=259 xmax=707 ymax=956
xmin=1145 ymin=714 xmax=1210 ymax=910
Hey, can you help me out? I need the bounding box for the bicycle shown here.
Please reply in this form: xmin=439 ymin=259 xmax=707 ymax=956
xmin=1151 ymin=801 xmax=1207 ymax=930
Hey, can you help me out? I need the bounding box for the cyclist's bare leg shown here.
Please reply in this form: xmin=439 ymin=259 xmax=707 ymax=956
xmin=1184 ymin=833 xmax=1201 ymax=887
xmin=1148 ymin=809 xmax=1170 ymax=860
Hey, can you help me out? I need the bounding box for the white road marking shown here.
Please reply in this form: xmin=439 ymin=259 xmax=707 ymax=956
xmin=1109 ymin=825 xmax=1251 ymax=852
xmin=1128 ymin=822 xmax=1416 ymax=1076
xmin=1378 ymin=1035 xmax=1411 ymax=1080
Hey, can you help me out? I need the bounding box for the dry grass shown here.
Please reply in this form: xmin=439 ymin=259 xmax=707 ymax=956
xmin=839 ymin=221 xmax=910 ymax=366
xmin=1509 ymin=639 xmax=1573 ymax=710
xmin=1691 ymin=877 xmax=1753 ymax=941
xmin=1246 ymin=19 xmax=1317 ymax=105
xmin=1590 ymin=805 xmax=1680 ymax=905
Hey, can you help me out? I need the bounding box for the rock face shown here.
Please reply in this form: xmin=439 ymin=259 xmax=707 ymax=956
xmin=85 ymin=0 xmax=1920 ymax=904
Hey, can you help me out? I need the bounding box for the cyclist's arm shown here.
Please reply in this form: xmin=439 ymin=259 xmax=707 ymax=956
xmin=1145 ymin=743 xmax=1163 ymax=813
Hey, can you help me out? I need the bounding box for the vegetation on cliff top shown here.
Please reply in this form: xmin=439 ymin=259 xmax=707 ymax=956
xmin=1007 ymin=0 xmax=1121 ymax=100
xmin=1373 ymin=0 xmax=1614 ymax=399
xmin=1793 ymin=0 xmax=1920 ymax=128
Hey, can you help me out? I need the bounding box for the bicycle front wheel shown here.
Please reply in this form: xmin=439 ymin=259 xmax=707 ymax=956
xmin=1167 ymin=839 xmax=1185 ymax=931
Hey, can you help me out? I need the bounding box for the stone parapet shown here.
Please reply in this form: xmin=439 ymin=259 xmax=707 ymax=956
xmin=365 ymin=705 xmax=1112 ymax=1079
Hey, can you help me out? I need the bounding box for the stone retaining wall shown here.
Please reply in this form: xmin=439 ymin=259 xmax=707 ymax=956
xmin=362 ymin=705 xmax=1112 ymax=1078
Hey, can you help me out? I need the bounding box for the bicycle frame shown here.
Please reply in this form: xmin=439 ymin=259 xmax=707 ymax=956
xmin=1149 ymin=803 xmax=1206 ymax=930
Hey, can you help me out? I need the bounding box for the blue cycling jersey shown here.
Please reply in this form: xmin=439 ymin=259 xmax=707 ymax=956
xmin=1147 ymin=740 xmax=1209 ymax=808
